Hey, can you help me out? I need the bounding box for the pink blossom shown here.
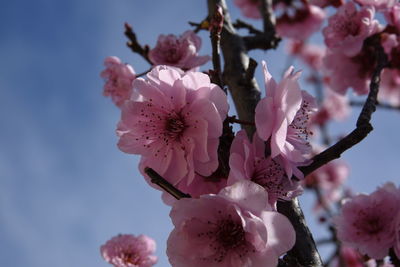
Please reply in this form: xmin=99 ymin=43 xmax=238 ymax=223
xmin=255 ymin=61 xmax=317 ymax=179
xmin=100 ymin=234 xmax=157 ymax=267
xmin=334 ymin=183 xmax=400 ymax=259
xmin=228 ymin=130 xmax=302 ymax=207
xmin=329 ymin=246 xmax=364 ymax=267
xmin=395 ymin=212 xmax=400 ymax=259
xmin=312 ymin=88 xmax=350 ymax=125
xmin=381 ymin=34 xmax=399 ymax=57
xmin=378 ymin=69 xmax=400 ymax=106
xmin=381 ymin=33 xmax=400 ymax=69
xmin=101 ymin=56 xmax=136 ymax=107
xmin=167 ymin=180 xmax=296 ymax=267
xmin=385 ymin=3 xmax=400 ymax=31
xmin=323 ymin=49 xmax=372 ymax=95
xmin=323 ymin=2 xmax=381 ymax=57
xmin=287 ymin=41 xmax=325 ymax=70
xmin=148 ymin=31 xmax=210 ymax=70
xmin=117 ymin=65 xmax=228 ymax=187
xmin=276 ymin=4 xmax=325 ymax=40
xmin=234 ymin=0 xmax=261 ymax=19
xmin=355 ymin=0 xmax=396 ymax=11
xmin=305 ymin=159 xmax=349 ymax=210
xmin=312 ymin=160 xmax=348 ymax=190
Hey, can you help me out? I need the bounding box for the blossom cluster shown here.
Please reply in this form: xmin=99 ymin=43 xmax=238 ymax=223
xmin=100 ymin=56 xmax=313 ymax=264
xmin=101 ymin=234 xmax=158 ymax=267
xmin=334 ymin=183 xmax=400 ymax=260
xmin=100 ymin=30 xmax=319 ymax=263
xmin=99 ymin=1 xmax=400 ymax=266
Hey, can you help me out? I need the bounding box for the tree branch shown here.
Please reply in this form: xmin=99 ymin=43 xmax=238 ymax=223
xmin=208 ymin=0 xmax=261 ymax=136
xmin=233 ymin=19 xmax=263 ymax=35
xmin=350 ymin=100 xmax=400 ymax=111
xmin=277 ymin=199 xmax=323 ymax=266
xmin=300 ymin=44 xmax=388 ymax=177
xmin=242 ymin=0 xmax=280 ymax=51
xmin=124 ymin=23 xmax=153 ymax=65
xmin=144 ymin=167 xmax=191 ymax=199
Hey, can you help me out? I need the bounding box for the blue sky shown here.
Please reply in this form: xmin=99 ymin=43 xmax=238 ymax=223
xmin=0 ymin=0 xmax=399 ymax=266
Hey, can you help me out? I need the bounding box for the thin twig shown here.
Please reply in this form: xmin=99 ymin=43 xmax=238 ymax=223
xmin=233 ymin=19 xmax=263 ymax=35
xmin=124 ymin=23 xmax=153 ymax=65
xmin=350 ymin=100 xmax=400 ymax=111
xmin=144 ymin=167 xmax=191 ymax=199
xmin=313 ymin=187 xmax=333 ymax=217
xmin=242 ymin=0 xmax=280 ymax=51
xmin=135 ymin=67 xmax=152 ymax=78
xmin=188 ymin=20 xmax=209 ymax=33
xmin=227 ymin=115 xmax=255 ymax=126
xmin=244 ymin=58 xmax=258 ymax=83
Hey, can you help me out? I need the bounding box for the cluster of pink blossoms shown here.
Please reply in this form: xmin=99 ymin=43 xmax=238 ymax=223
xmin=334 ymin=183 xmax=400 ymax=260
xmin=322 ymin=1 xmax=382 ymax=95
xmin=101 ymin=56 xmax=317 ymax=265
xmin=320 ymin=0 xmax=400 ymax=101
xmin=101 ymin=234 xmax=158 ymax=267
xmin=255 ymin=61 xmax=317 ymax=179
xmin=148 ymin=30 xmax=210 ymax=70
xmin=234 ymin=0 xmax=325 ymax=40
xmin=101 ymin=56 xmax=136 ymax=107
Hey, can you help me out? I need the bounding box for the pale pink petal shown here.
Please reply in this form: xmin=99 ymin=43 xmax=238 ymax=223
xmin=219 ymin=180 xmax=270 ymax=214
xmin=255 ymin=97 xmax=275 ymax=140
xmin=261 ymin=211 xmax=296 ymax=256
xmin=270 ymin=109 xmax=288 ymax=158
xmin=262 ymin=61 xmax=277 ymax=97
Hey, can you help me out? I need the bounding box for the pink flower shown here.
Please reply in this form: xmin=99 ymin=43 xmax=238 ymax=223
xmin=101 ymin=56 xmax=136 ymax=107
xmin=276 ymin=4 xmax=325 ymax=40
xmin=334 ymin=183 xmax=400 ymax=259
xmin=287 ymin=41 xmax=325 ymax=70
xmin=312 ymin=88 xmax=350 ymax=125
xmin=329 ymin=246 xmax=364 ymax=267
xmin=381 ymin=34 xmax=399 ymax=57
xmin=100 ymin=234 xmax=157 ymax=267
xmin=385 ymin=3 xmax=400 ymax=31
xmin=378 ymin=69 xmax=400 ymax=106
xmin=255 ymin=61 xmax=317 ymax=179
xmin=355 ymin=0 xmax=396 ymax=11
xmin=305 ymin=159 xmax=349 ymax=210
xmin=228 ymin=130 xmax=302 ymax=208
xmin=117 ymin=66 xmax=228 ymax=187
xmin=148 ymin=31 xmax=210 ymax=70
xmin=167 ymin=180 xmax=296 ymax=267
xmin=234 ymin=0 xmax=261 ymax=19
xmin=323 ymin=2 xmax=381 ymax=57
xmin=323 ymin=50 xmax=372 ymax=95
